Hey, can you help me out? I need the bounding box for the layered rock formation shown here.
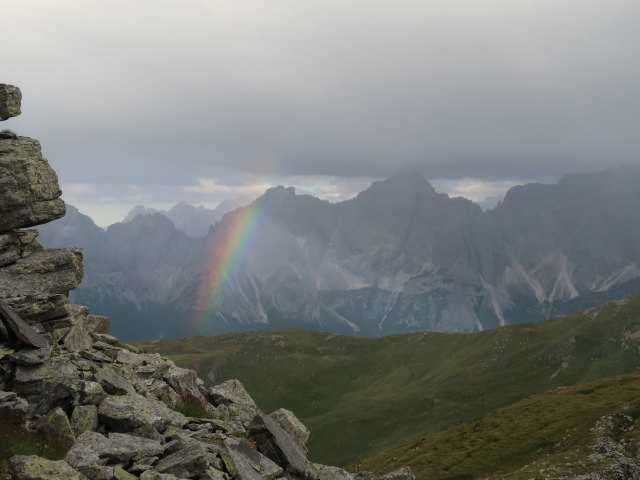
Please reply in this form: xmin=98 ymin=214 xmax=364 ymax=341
xmin=0 ymin=85 xmax=413 ymax=480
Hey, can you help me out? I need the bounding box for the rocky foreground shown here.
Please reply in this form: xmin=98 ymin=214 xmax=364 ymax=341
xmin=0 ymin=84 xmax=414 ymax=480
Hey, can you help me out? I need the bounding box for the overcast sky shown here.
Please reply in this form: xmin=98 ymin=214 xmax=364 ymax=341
xmin=3 ymin=0 xmax=639 ymax=226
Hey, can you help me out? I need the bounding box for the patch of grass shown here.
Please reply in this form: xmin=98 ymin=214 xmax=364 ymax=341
xmin=138 ymin=293 xmax=640 ymax=466
xmin=0 ymin=410 xmax=67 ymax=475
xmin=348 ymin=371 xmax=640 ymax=480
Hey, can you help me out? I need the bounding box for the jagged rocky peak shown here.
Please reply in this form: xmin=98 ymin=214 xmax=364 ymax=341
xmin=0 ymin=84 xmax=413 ymax=479
xmin=359 ymin=171 xmax=437 ymax=198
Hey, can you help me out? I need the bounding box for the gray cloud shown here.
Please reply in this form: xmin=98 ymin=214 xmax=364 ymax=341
xmin=3 ymin=0 xmax=640 ymax=211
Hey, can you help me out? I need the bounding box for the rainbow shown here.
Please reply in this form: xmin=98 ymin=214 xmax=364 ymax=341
xmin=193 ymin=196 xmax=270 ymax=333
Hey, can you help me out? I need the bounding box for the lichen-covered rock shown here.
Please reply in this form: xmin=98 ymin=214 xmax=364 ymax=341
xmin=94 ymin=368 xmax=135 ymax=395
xmin=66 ymin=431 xmax=164 ymax=466
xmin=0 ymin=137 xmax=64 ymax=232
xmin=139 ymin=470 xmax=180 ymax=480
xmin=7 ymin=346 xmax=52 ymax=365
xmin=248 ymin=414 xmax=311 ymax=478
xmin=0 ymin=83 xmax=21 ymax=121
xmin=98 ymin=393 xmax=185 ymax=438
xmin=0 ymin=300 xmax=48 ymax=348
xmin=313 ymin=463 xmax=354 ymax=480
xmin=222 ymin=437 xmax=284 ymax=480
xmin=36 ymin=407 xmax=76 ymax=450
xmin=210 ymin=379 xmax=260 ymax=425
xmin=70 ymin=404 xmax=99 ymax=437
xmin=86 ymin=314 xmax=110 ymax=334
xmin=9 ymin=455 xmax=88 ymax=480
xmin=268 ymin=408 xmax=310 ymax=452
xmin=13 ymin=354 xmax=79 ymax=386
xmin=0 ymin=248 xmax=82 ymax=319
xmin=154 ymin=441 xmax=210 ymax=477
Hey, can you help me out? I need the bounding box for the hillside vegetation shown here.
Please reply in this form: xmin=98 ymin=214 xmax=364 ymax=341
xmin=350 ymin=370 xmax=640 ymax=479
xmin=139 ymin=294 xmax=640 ymax=466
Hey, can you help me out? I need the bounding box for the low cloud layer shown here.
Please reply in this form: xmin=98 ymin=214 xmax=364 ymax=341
xmin=3 ymin=0 xmax=639 ymax=221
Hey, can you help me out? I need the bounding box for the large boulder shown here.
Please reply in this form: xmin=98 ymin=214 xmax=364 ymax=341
xmin=221 ymin=437 xmax=284 ymax=480
xmin=248 ymin=414 xmax=312 ymax=478
xmin=70 ymin=405 xmax=99 ymax=437
xmin=209 ymin=379 xmax=260 ymax=425
xmin=66 ymin=431 xmax=164 ymax=465
xmin=268 ymin=408 xmax=310 ymax=452
xmin=98 ymin=393 xmax=185 ymax=438
xmin=0 ymin=137 xmax=65 ymax=232
xmin=0 ymin=83 xmax=21 ymax=120
xmin=9 ymin=455 xmax=87 ymax=480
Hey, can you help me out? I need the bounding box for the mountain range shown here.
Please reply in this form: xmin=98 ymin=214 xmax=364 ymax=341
xmin=122 ymin=198 xmax=249 ymax=237
xmin=37 ymin=168 xmax=640 ymax=340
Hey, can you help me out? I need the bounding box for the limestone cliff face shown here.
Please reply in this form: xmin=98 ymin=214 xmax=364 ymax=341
xmin=0 ymin=84 xmax=413 ymax=480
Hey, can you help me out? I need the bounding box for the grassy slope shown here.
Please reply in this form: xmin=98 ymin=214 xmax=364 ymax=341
xmin=139 ymin=294 xmax=640 ymax=466
xmin=349 ymin=370 xmax=640 ymax=480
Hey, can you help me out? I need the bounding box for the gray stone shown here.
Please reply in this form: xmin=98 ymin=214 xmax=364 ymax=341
xmin=63 ymin=317 xmax=93 ymax=352
xmin=77 ymin=380 xmax=107 ymax=405
xmin=200 ymin=467 xmax=228 ymax=480
xmin=13 ymin=355 xmax=78 ymax=385
xmin=74 ymin=465 xmax=115 ymax=480
xmin=0 ymin=344 xmax=15 ymax=360
xmin=163 ymin=365 xmax=202 ymax=399
xmin=114 ymin=467 xmax=138 ymax=480
xmin=36 ymin=407 xmax=76 ymax=450
xmin=0 ymin=84 xmax=21 ymax=120
xmin=116 ymin=349 xmax=142 ymax=365
xmin=0 ymin=300 xmax=48 ymax=348
xmin=0 ymin=248 xmax=83 ymax=323
xmin=129 ymin=456 xmax=160 ymax=474
xmin=222 ymin=437 xmax=284 ymax=480
xmin=70 ymin=404 xmax=99 ymax=437
xmin=210 ymin=379 xmax=260 ymax=425
xmin=94 ymin=368 xmax=134 ymax=395
xmin=149 ymin=379 xmax=182 ymax=406
xmin=91 ymin=332 xmax=118 ymax=344
xmin=0 ymin=137 xmax=65 ymax=231
xmin=313 ymin=464 xmax=353 ymax=480
xmin=86 ymin=314 xmax=110 ymax=334
xmin=9 ymin=455 xmax=87 ymax=480
xmin=139 ymin=471 xmax=180 ymax=480
xmin=136 ymin=364 xmax=157 ymax=378
xmin=6 ymin=346 xmax=51 ymax=365
xmin=66 ymin=431 xmax=164 ymax=465
xmin=268 ymin=408 xmax=310 ymax=452
xmin=155 ymin=441 xmax=210 ymax=478
xmin=79 ymin=349 xmax=112 ymax=362
xmin=373 ymin=467 xmax=415 ymax=480
xmin=248 ymin=414 xmax=311 ymax=478
xmin=98 ymin=393 xmax=185 ymax=438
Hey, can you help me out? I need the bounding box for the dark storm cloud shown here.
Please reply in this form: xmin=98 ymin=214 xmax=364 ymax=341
xmin=3 ymin=0 xmax=640 ymax=188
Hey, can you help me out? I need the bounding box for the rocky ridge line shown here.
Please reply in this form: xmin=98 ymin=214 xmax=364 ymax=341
xmin=0 ymin=84 xmax=414 ymax=480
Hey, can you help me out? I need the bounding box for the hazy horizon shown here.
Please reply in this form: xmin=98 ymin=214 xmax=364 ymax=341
xmin=4 ymin=1 xmax=639 ymax=225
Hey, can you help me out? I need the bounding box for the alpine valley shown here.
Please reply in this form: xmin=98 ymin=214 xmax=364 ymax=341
xmin=38 ymin=169 xmax=640 ymax=341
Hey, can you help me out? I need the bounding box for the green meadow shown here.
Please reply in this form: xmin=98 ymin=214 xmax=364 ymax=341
xmin=139 ymin=294 xmax=640 ymax=467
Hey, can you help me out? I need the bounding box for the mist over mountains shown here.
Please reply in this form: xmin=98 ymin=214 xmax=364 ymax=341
xmin=122 ymin=198 xmax=250 ymax=237
xmin=37 ymin=168 xmax=640 ymax=340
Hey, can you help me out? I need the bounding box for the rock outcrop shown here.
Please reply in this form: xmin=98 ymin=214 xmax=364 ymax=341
xmin=0 ymin=84 xmax=414 ymax=480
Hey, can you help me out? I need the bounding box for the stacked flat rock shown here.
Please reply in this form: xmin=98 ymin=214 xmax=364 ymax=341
xmin=0 ymin=84 xmax=414 ymax=480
